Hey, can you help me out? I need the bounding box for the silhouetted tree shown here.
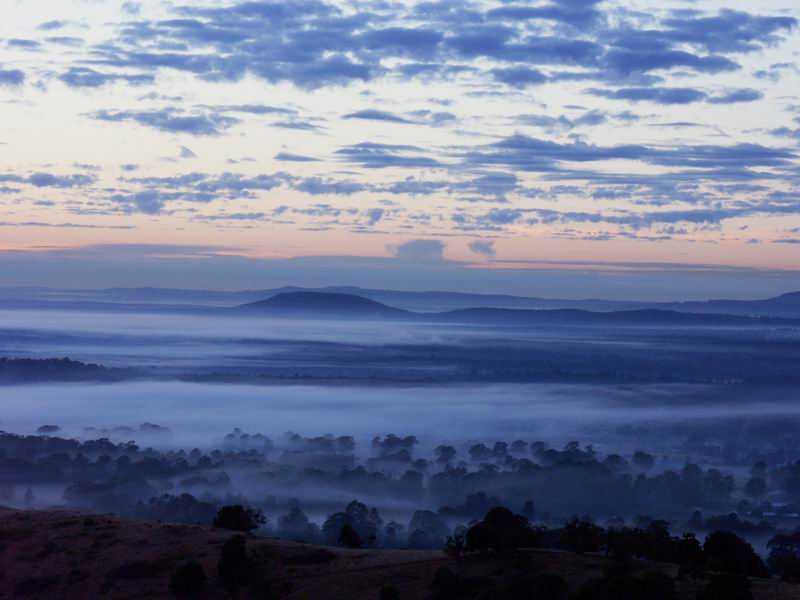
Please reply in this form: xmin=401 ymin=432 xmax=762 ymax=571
xmin=768 ymin=529 xmax=800 ymax=581
xmin=560 ymin=519 xmax=603 ymax=555
xmin=213 ymin=505 xmax=265 ymax=534
xmin=465 ymin=507 xmax=539 ymax=553
xmin=703 ymin=531 xmax=768 ymax=577
xmin=339 ymin=523 xmax=363 ymax=548
xmin=444 ymin=534 xmax=465 ymax=563
xmin=218 ymin=535 xmax=252 ymax=598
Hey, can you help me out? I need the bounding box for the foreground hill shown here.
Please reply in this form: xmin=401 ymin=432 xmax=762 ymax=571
xmin=1 ymin=508 xmax=797 ymax=600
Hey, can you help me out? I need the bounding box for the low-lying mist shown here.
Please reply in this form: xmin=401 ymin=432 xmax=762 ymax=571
xmin=2 ymin=381 xmax=798 ymax=453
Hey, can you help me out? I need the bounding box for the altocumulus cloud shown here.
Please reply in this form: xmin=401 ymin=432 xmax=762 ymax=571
xmin=69 ymin=1 xmax=795 ymax=93
xmin=91 ymin=108 xmax=240 ymax=136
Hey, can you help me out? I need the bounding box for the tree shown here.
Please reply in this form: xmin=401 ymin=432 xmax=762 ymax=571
xmin=213 ymin=505 xmax=265 ymax=534
xmin=322 ymin=500 xmax=379 ymax=547
xmin=338 ymin=523 xmax=363 ymax=548
xmin=560 ymin=519 xmax=603 ymax=555
xmin=444 ymin=534 xmax=465 ymax=563
xmin=768 ymin=529 xmax=800 ymax=581
xmin=744 ymin=477 xmax=767 ymax=499
xmin=632 ymin=451 xmax=655 ymax=472
xmin=464 ymin=507 xmax=539 ymax=554
xmin=277 ymin=507 xmax=319 ymax=542
xmin=217 ymin=535 xmax=251 ymax=597
xmin=169 ymin=561 xmax=206 ymax=598
xmin=465 ymin=522 xmax=495 ymax=554
xmin=703 ymin=531 xmax=768 ymax=577
xmin=434 ymin=445 xmax=456 ymax=464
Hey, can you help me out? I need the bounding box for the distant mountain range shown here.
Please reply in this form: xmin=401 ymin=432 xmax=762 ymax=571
xmin=1 ymin=285 xmax=799 ymax=318
xmin=232 ymin=291 xmax=799 ymax=327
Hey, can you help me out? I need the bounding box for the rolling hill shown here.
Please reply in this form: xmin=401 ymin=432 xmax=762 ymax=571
xmin=1 ymin=508 xmax=795 ymax=600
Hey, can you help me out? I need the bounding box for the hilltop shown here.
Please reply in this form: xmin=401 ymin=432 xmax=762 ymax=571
xmin=235 ymin=291 xmax=412 ymax=319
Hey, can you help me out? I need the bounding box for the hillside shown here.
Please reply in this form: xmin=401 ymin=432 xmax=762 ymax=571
xmin=235 ymin=292 xmax=412 ymax=319
xmin=1 ymin=508 xmax=797 ymax=600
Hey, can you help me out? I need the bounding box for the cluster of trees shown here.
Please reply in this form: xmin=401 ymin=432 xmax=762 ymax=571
xmin=5 ymin=427 xmax=800 ymax=559
xmin=441 ymin=507 xmax=769 ymax=578
xmin=163 ymin=501 xmax=797 ymax=600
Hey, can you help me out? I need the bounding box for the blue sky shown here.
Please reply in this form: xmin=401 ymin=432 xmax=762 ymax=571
xmin=0 ymin=0 xmax=799 ymax=298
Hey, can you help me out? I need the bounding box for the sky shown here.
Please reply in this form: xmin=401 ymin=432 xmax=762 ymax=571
xmin=0 ymin=0 xmax=799 ymax=299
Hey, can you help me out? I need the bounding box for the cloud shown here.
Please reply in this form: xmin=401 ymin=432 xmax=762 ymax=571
xmin=491 ymin=66 xmax=547 ymax=88
xmin=365 ymin=208 xmax=385 ymax=225
xmin=468 ymin=240 xmax=496 ymax=258
xmin=7 ymin=39 xmax=41 ymax=51
xmin=602 ymin=49 xmax=738 ymax=76
xmin=343 ymin=109 xmax=412 ymax=124
xmin=0 ymin=68 xmax=25 ymax=87
xmin=111 ymin=190 xmax=178 ymax=214
xmin=59 ymin=67 xmax=155 ymax=88
xmin=51 ymin=1 xmax=795 ymax=102
xmin=91 ymin=108 xmax=240 ymax=136
xmin=659 ymin=9 xmax=797 ymax=54
xmin=486 ymin=0 xmax=604 ymax=29
xmin=212 ymin=104 xmax=295 ymax=116
xmin=37 ymin=20 xmax=68 ymax=31
xmin=275 ymin=152 xmax=319 ymax=162
xmin=179 ymin=146 xmax=197 ymax=159
xmin=0 ymin=172 xmax=95 ymax=188
xmin=0 ymin=221 xmax=133 ymax=230
xmin=271 ymin=120 xmax=323 ymax=132
xmin=707 ymin=88 xmax=764 ymax=104
xmin=589 ymin=87 xmax=708 ymax=105
xmin=335 ymin=142 xmax=441 ymax=169
xmin=389 ymin=239 xmax=445 ymax=261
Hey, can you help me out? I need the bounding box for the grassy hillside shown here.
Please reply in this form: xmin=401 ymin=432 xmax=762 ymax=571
xmin=1 ymin=508 xmax=798 ymax=599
